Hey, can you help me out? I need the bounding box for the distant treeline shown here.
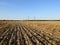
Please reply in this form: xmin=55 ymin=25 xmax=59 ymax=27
xmin=0 ymin=20 xmax=60 ymax=21
xmin=22 ymin=20 xmax=60 ymax=21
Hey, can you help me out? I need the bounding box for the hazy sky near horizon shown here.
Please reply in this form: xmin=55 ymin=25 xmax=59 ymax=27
xmin=0 ymin=0 xmax=60 ymax=20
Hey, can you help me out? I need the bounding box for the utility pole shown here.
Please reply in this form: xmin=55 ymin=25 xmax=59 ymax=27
xmin=34 ymin=16 xmax=36 ymax=20
xmin=28 ymin=16 xmax=29 ymax=20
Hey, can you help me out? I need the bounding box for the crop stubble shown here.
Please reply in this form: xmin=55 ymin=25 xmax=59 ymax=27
xmin=0 ymin=21 xmax=60 ymax=45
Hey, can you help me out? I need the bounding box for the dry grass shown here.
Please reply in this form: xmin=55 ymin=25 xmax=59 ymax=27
xmin=24 ymin=21 xmax=60 ymax=38
xmin=0 ymin=20 xmax=60 ymax=45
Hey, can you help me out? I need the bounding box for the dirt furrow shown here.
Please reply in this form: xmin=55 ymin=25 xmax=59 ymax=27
xmin=21 ymin=25 xmax=43 ymax=45
xmin=0 ymin=25 xmax=12 ymax=42
xmin=16 ymin=26 xmax=20 ymax=45
xmin=24 ymin=25 xmax=60 ymax=45
xmin=10 ymin=28 xmax=17 ymax=45
xmin=20 ymin=25 xmax=33 ymax=45
xmin=0 ymin=26 xmax=13 ymax=45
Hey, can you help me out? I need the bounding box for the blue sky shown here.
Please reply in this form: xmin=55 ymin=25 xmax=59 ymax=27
xmin=0 ymin=0 xmax=60 ymax=20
